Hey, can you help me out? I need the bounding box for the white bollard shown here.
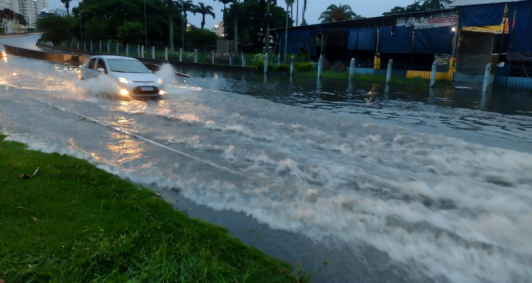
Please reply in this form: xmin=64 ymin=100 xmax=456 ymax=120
xmin=229 ymin=55 xmax=232 ymax=66
xmin=386 ymin=59 xmax=393 ymax=84
xmin=290 ymin=55 xmax=294 ymax=77
xmin=211 ymin=50 xmax=214 ymax=64
xmin=264 ymin=53 xmax=268 ymax=74
xmin=349 ymin=58 xmax=355 ymax=79
xmin=84 ymin=41 xmax=86 ymax=51
xmin=482 ymin=62 xmax=492 ymax=93
xmin=137 ymin=45 xmax=140 ymax=57
xmin=318 ymin=55 xmax=323 ymax=79
xmin=165 ymin=47 xmax=168 ymax=61
xmin=430 ymin=61 xmax=437 ymax=88
xmin=76 ymin=42 xmax=79 ymax=50
xmin=116 ymin=44 xmax=119 ymax=55
xmin=152 ymin=46 xmax=155 ymax=59
xmin=99 ymin=40 xmax=102 ymax=53
xmin=107 ymin=41 xmax=110 ymax=53
xmin=278 ymin=53 xmax=280 ymax=65
xmin=194 ymin=49 xmax=197 ymax=63
xmin=141 ymin=46 xmax=144 ymax=58
xmin=90 ymin=41 xmax=93 ymax=52
xmin=126 ymin=44 xmax=129 ymax=57
xmin=179 ymin=48 xmax=182 ymax=62
xmin=242 ymin=53 xmax=245 ymax=67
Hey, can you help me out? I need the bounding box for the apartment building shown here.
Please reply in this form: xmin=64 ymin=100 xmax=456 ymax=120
xmin=18 ymin=0 xmax=48 ymax=28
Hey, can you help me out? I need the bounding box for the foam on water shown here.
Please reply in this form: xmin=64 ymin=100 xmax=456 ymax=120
xmin=1 ymin=55 xmax=532 ymax=283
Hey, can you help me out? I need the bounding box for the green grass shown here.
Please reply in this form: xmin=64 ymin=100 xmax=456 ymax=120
xmin=0 ymin=135 xmax=310 ymax=283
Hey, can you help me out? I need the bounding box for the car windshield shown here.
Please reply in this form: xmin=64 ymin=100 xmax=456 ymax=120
xmin=107 ymin=59 xmax=150 ymax=73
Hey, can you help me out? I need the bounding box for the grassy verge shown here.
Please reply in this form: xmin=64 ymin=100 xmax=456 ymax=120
xmin=0 ymin=135 xmax=309 ymax=283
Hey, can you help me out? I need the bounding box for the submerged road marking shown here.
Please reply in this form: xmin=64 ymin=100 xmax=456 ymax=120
xmin=30 ymin=97 xmax=248 ymax=177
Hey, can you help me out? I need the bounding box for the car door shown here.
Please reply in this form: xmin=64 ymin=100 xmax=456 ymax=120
xmin=84 ymin=57 xmax=98 ymax=79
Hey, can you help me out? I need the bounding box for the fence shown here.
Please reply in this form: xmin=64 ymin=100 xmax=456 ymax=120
xmin=494 ymin=63 xmax=532 ymax=91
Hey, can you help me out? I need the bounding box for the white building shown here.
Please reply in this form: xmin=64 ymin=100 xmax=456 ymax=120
xmin=19 ymin=0 xmax=48 ymax=28
xmin=212 ymin=21 xmax=225 ymax=38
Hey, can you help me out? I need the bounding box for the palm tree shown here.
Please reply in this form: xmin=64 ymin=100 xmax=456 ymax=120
xmin=195 ymin=2 xmax=216 ymax=29
xmin=301 ymin=0 xmax=307 ymax=25
xmin=284 ymin=0 xmax=294 ymax=61
xmin=318 ymin=4 xmax=359 ymax=23
xmin=180 ymin=0 xmax=198 ymax=25
xmin=215 ymin=0 xmax=239 ymax=53
xmin=61 ymin=0 xmax=71 ymax=15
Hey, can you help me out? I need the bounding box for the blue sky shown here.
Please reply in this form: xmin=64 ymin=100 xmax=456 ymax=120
xmin=48 ymin=0 xmax=417 ymax=30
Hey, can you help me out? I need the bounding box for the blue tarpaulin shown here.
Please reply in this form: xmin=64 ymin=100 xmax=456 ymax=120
xmin=508 ymin=1 xmax=532 ymax=54
xmin=357 ymin=28 xmax=376 ymax=50
xmin=347 ymin=29 xmax=357 ymax=50
xmin=414 ymin=26 xmax=453 ymax=54
xmin=378 ymin=26 xmax=413 ymax=54
xmin=461 ymin=3 xmax=505 ymax=27
xmin=280 ymin=30 xmax=317 ymax=56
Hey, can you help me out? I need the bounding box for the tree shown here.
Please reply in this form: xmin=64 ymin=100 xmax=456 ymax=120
xmin=216 ymin=0 xmax=239 ymax=53
xmin=84 ymin=17 xmax=109 ymax=41
xmin=187 ymin=28 xmax=217 ymax=49
xmin=15 ymin=13 xmax=27 ymax=26
xmin=318 ymin=4 xmax=359 ymax=23
xmin=284 ymin=0 xmax=294 ymax=61
xmin=167 ymin=0 xmax=174 ymax=50
xmin=195 ymin=2 xmax=215 ymax=29
xmin=263 ymin=0 xmax=277 ymax=53
xmin=382 ymin=0 xmax=450 ymax=15
xmin=301 ymin=0 xmax=306 ymax=25
xmin=61 ymin=0 xmax=72 ymax=16
xmin=117 ymin=21 xmax=145 ymax=44
xmin=37 ymin=15 xmax=74 ymax=46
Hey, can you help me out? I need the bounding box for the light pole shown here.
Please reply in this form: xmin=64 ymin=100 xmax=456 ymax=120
xmin=144 ymin=0 xmax=148 ymax=48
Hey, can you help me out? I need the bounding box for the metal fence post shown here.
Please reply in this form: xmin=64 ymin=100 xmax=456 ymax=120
xmin=318 ymin=54 xmax=323 ymax=79
xmin=229 ymin=54 xmax=233 ymax=66
xmin=116 ymin=43 xmax=119 ymax=55
xmin=194 ymin=49 xmax=197 ymax=63
xmin=242 ymin=52 xmax=245 ymax=67
xmin=386 ymin=59 xmax=393 ymax=84
xmin=482 ymin=62 xmax=492 ymax=93
xmin=165 ymin=47 xmax=168 ymax=61
xmin=430 ymin=61 xmax=437 ymax=88
xmin=107 ymin=41 xmax=110 ymax=53
xmin=90 ymin=41 xmax=93 ymax=52
xmin=152 ymin=46 xmax=155 ymax=59
xmin=76 ymin=41 xmax=79 ymax=50
xmin=126 ymin=44 xmax=129 ymax=57
xmin=278 ymin=53 xmax=280 ymax=65
xmin=99 ymin=40 xmax=102 ymax=53
xmin=349 ymin=58 xmax=355 ymax=80
xmin=211 ymin=50 xmax=214 ymax=64
xmin=264 ymin=53 xmax=268 ymax=74
xmin=290 ymin=55 xmax=294 ymax=77
xmin=179 ymin=48 xmax=182 ymax=62
xmin=83 ymin=41 xmax=86 ymax=51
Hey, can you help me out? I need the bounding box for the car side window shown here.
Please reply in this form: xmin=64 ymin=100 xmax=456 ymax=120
xmin=88 ymin=58 xmax=96 ymax=70
xmin=96 ymin=59 xmax=107 ymax=73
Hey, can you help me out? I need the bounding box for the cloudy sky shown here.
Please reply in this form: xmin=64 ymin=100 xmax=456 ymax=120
xmin=48 ymin=0 xmax=418 ymax=30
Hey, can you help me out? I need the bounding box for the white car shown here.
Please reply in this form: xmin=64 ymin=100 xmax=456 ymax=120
xmin=79 ymin=55 xmax=165 ymax=99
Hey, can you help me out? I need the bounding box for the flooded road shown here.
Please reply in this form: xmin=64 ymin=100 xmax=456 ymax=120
xmin=1 ymin=53 xmax=532 ymax=283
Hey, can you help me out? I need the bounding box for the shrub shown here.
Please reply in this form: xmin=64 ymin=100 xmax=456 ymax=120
xmin=252 ymin=53 xmax=264 ymax=64
xmin=274 ymin=64 xmax=290 ymax=73
xmin=117 ymin=21 xmax=144 ymax=45
xmin=187 ymin=29 xmax=217 ymax=49
xmin=332 ymin=61 xmax=346 ymax=72
xmin=36 ymin=15 xmax=74 ymax=46
xmin=0 ymin=27 xmax=4 ymax=34
xmin=204 ymin=53 xmax=238 ymax=64
xmin=183 ymin=51 xmax=194 ymax=61
xmin=254 ymin=60 xmax=273 ymax=72
xmin=322 ymin=59 xmax=331 ymax=70
xmin=294 ymin=62 xmax=314 ymax=72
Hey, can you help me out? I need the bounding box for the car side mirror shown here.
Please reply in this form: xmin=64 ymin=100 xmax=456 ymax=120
xmin=97 ymin=68 xmax=105 ymax=73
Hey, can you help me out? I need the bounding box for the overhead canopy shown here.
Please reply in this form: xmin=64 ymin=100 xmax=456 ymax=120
xmin=347 ymin=29 xmax=357 ymax=50
xmin=414 ymin=26 xmax=453 ymax=55
xmin=508 ymin=1 xmax=532 ymax=59
xmin=378 ymin=26 xmax=413 ymax=54
xmin=357 ymin=28 xmax=376 ymax=50
xmin=451 ymin=0 xmax=526 ymax=6
xmin=461 ymin=3 xmax=505 ymax=27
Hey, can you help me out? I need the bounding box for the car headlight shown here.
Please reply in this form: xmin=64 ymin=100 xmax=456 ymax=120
xmin=119 ymin=77 xmax=130 ymax=84
xmin=157 ymin=78 xmax=163 ymax=84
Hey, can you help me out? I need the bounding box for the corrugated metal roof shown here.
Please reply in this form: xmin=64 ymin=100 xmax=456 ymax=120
xmin=450 ymin=0 xmax=528 ymax=7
